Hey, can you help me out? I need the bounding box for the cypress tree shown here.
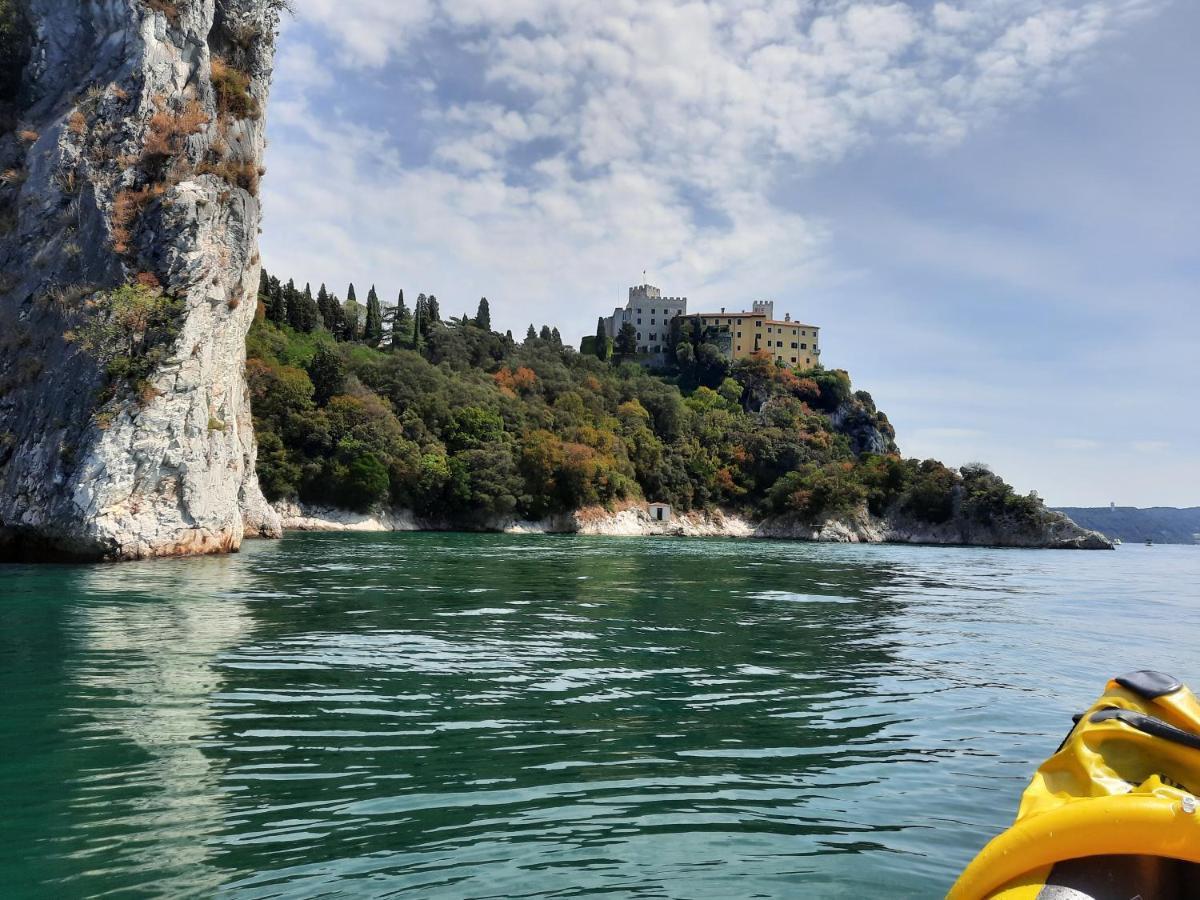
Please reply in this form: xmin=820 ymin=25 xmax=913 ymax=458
xmin=616 ymin=321 xmax=638 ymax=358
xmin=392 ymin=290 xmax=411 ymax=349
xmin=316 ymin=283 xmax=332 ymax=331
xmin=474 ymin=297 xmax=491 ymax=331
xmin=550 ymin=327 xmax=562 ymax=348
xmin=505 ymin=329 xmax=514 ymax=343
xmin=364 ymin=284 xmax=383 ymax=344
xmin=343 ymin=295 xmax=361 ymax=341
xmin=266 ymin=275 xmax=285 ymax=324
xmin=539 ymin=325 xmax=552 ymax=342
xmin=258 ymin=267 xmax=270 ymax=301
xmin=296 ymin=283 xmax=319 ymax=333
xmin=426 ymin=295 xmax=441 ymax=325
xmin=285 ymin=279 xmax=303 ymax=331
xmin=413 ymin=294 xmax=427 ymax=349
xmin=595 ymin=317 xmax=611 ymax=361
xmin=525 ymin=324 xmax=537 ymax=344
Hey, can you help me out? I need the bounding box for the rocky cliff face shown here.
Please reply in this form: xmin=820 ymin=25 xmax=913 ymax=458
xmin=0 ymin=0 xmax=283 ymax=559
xmin=274 ymin=499 xmax=1113 ymax=549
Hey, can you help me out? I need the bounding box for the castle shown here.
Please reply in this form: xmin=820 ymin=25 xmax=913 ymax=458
xmin=600 ymin=285 xmax=820 ymax=368
xmin=601 ymin=284 xmax=689 ymax=357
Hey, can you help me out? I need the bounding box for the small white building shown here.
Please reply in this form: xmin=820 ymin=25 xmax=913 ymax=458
xmin=648 ymin=502 xmax=673 ymax=523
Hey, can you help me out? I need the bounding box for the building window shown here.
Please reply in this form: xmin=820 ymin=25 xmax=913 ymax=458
xmin=792 ymin=329 xmax=798 ymax=335
xmin=651 ymin=309 xmax=656 ymax=314
xmin=767 ymin=326 xmax=773 ymax=333
xmin=637 ymin=318 xmax=642 ymax=325
xmin=736 ymin=331 xmax=742 ymax=338
xmin=637 ymin=332 xmax=642 ymax=340
xmin=791 ymin=357 xmax=797 ymax=363
xmin=651 ymin=319 xmax=656 ymax=325
xmin=649 ymin=333 xmax=657 ymax=341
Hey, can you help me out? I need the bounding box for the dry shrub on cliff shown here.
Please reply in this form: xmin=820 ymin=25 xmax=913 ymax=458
xmin=142 ymin=0 xmax=180 ymax=25
xmin=210 ymin=57 xmax=259 ymax=120
xmin=67 ymin=110 xmax=87 ymax=136
xmin=111 ymin=184 xmax=165 ymax=254
xmin=197 ymin=157 xmax=259 ymax=195
xmin=143 ymin=98 xmax=208 ymax=164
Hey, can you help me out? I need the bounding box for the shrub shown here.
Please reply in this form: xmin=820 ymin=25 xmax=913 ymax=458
xmin=210 ymin=57 xmax=259 ymax=120
xmin=142 ymin=0 xmax=180 ymax=25
xmin=112 ymin=184 xmax=167 ymax=254
xmin=69 ymin=281 xmax=183 ymax=404
xmin=196 ymin=158 xmax=259 ymax=195
xmin=143 ymin=98 xmax=207 ymax=164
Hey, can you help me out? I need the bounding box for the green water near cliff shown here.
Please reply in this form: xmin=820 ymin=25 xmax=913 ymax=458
xmin=1 ymin=535 xmax=1197 ymax=898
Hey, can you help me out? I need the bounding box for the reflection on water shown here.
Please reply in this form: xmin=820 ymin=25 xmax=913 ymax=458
xmin=65 ymin=559 xmax=255 ymax=895
xmin=1 ymin=536 xmax=1198 ymax=898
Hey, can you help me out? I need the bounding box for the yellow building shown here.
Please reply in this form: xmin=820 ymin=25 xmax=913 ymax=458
xmin=697 ymin=301 xmax=821 ymax=368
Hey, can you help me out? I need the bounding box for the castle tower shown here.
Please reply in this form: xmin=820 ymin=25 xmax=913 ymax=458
xmin=752 ymin=300 xmax=774 ymax=320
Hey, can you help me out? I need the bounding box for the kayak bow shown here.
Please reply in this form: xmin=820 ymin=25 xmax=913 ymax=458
xmin=949 ymin=670 xmax=1200 ymax=900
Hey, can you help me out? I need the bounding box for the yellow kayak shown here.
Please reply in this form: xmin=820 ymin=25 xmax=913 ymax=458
xmin=950 ymin=670 xmax=1200 ymax=899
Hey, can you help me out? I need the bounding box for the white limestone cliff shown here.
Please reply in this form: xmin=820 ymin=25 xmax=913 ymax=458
xmin=0 ymin=0 xmax=283 ymax=559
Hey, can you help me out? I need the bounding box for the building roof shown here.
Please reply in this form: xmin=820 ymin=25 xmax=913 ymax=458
xmin=696 ymin=311 xmax=819 ymax=329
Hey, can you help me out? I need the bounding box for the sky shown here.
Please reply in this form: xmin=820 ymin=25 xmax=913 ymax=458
xmin=258 ymin=0 xmax=1199 ymax=508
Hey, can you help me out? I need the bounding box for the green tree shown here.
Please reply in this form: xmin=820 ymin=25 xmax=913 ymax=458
xmin=525 ymin=324 xmax=537 ymax=344
xmin=364 ymin=284 xmax=384 ymax=344
xmin=288 ymin=281 xmax=319 ymax=333
xmin=265 ymin=274 xmax=285 ymax=324
xmin=315 ymin=283 xmax=332 ymax=329
xmin=307 ymin=343 xmax=345 ymax=405
xmin=392 ymin=290 xmax=411 ymax=349
xmin=426 ymin=295 xmax=441 ymax=326
xmin=615 ymin=321 xmax=638 ymax=358
xmin=343 ymin=295 xmax=362 ymax=342
xmin=339 ymin=450 xmax=390 ymax=512
xmin=594 ymin=317 xmax=612 ymax=361
xmin=539 ymin=325 xmax=552 ymax=342
xmin=474 ymin=297 xmax=491 ymax=331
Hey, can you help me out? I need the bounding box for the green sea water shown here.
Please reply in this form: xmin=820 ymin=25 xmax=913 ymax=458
xmin=1 ymin=535 xmax=1197 ymax=898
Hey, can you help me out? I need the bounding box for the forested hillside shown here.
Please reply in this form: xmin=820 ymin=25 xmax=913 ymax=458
xmin=246 ymin=271 xmax=1062 ymax=535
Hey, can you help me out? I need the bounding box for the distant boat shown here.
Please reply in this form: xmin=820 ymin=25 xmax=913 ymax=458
xmin=1113 ymin=538 xmax=1123 ymax=546
xmin=1146 ymin=539 xmax=1154 ymax=546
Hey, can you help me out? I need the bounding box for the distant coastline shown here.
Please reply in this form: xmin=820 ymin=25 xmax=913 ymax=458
xmin=1051 ymin=507 xmax=1200 ymax=545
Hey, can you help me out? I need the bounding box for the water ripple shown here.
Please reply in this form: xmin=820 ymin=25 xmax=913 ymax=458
xmin=1 ymin=536 xmax=1197 ymax=898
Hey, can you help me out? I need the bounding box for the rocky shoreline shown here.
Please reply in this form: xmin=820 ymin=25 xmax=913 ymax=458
xmin=272 ymin=501 xmax=1113 ymax=550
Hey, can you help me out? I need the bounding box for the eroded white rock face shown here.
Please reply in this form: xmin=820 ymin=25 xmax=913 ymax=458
xmin=274 ymin=499 xmax=1111 ymax=549
xmin=0 ymin=0 xmax=283 ymax=559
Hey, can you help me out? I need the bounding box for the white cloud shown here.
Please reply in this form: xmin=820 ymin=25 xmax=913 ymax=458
xmin=262 ymin=0 xmax=1166 ymax=339
xmin=1053 ymin=438 xmax=1102 ymax=450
